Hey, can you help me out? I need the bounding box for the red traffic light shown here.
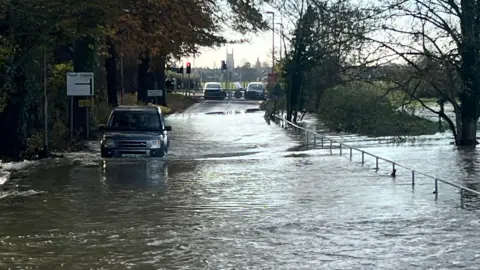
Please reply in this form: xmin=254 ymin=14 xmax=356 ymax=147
xmin=186 ymin=62 xmax=191 ymax=67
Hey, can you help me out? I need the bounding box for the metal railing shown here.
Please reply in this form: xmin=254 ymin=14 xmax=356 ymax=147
xmin=272 ymin=115 xmax=480 ymax=209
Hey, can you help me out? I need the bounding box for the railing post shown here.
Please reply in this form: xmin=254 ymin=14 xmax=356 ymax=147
xmin=434 ymin=178 xmax=438 ymax=199
xmin=330 ymin=140 xmax=332 ymax=155
xmin=375 ymin=157 xmax=379 ymax=170
xmin=339 ymin=144 xmax=342 ymax=155
xmin=392 ymin=163 xmax=395 ymax=171
xmin=361 ymin=151 xmax=364 ymax=165
xmin=411 ymin=170 xmax=415 ymax=187
xmin=306 ymin=132 xmax=309 ymax=149
xmin=460 ymin=189 xmax=465 ymax=209
xmin=321 ymin=137 xmax=324 ymax=148
xmin=313 ymin=134 xmax=316 ymax=149
xmin=349 ymin=148 xmax=352 ymax=161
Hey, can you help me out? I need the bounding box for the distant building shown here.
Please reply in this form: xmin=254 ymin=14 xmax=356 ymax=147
xmin=254 ymin=57 xmax=261 ymax=69
xmin=226 ymin=49 xmax=234 ymax=70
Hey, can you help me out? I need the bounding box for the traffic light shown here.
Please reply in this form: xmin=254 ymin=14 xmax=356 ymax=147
xmin=221 ymin=60 xmax=227 ymax=70
xmin=186 ymin=62 xmax=191 ymax=74
xmin=177 ymin=66 xmax=183 ymax=74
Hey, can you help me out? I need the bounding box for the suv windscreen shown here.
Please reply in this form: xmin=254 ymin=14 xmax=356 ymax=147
xmin=109 ymin=111 xmax=162 ymax=131
xmin=248 ymin=84 xmax=264 ymax=91
xmin=205 ymin=83 xmax=221 ymax=89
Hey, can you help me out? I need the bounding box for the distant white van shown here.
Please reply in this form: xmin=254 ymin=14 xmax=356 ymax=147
xmin=245 ymin=82 xmax=266 ymax=100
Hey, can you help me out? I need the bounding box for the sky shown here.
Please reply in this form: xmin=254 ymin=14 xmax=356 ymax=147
xmin=180 ymin=3 xmax=289 ymax=69
xmin=190 ymin=31 xmax=274 ymax=69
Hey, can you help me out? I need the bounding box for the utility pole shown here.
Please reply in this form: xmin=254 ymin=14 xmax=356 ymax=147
xmin=43 ymin=44 xmax=48 ymax=153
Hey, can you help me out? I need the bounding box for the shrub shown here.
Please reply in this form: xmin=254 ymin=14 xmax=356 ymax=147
xmin=91 ymin=99 xmax=113 ymax=127
xmin=317 ymin=82 xmax=440 ymax=136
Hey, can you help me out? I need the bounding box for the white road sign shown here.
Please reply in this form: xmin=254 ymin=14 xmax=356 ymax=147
xmin=147 ymin=90 xmax=163 ymax=97
xmin=67 ymin=72 xmax=94 ymax=96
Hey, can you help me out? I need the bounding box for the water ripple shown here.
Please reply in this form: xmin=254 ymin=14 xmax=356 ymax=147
xmin=0 ymin=104 xmax=478 ymax=268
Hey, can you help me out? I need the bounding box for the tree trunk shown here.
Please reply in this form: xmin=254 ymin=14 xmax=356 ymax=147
xmin=286 ymin=97 xmax=293 ymax=121
xmin=458 ymin=117 xmax=477 ymax=145
xmin=105 ymin=38 xmax=118 ymax=107
xmin=457 ymin=103 xmax=478 ymax=145
xmin=137 ymin=51 xmax=151 ymax=104
xmin=457 ymin=2 xmax=480 ymax=146
xmin=153 ymin=55 xmax=167 ymax=106
xmin=286 ymin=67 xmax=293 ymax=121
xmin=0 ymin=66 xmax=28 ymax=159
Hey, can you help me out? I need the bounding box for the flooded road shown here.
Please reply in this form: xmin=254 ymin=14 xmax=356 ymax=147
xmin=1 ymin=100 xmax=480 ymax=269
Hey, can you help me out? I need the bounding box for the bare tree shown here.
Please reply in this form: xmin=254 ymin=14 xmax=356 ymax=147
xmin=271 ymin=0 xmax=372 ymax=122
xmin=363 ymin=0 xmax=480 ymax=145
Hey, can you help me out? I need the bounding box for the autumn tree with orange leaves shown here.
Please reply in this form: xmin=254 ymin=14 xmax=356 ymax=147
xmin=0 ymin=0 xmax=268 ymax=159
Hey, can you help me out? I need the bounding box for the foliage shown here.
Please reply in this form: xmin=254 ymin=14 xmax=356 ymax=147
xmin=277 ymin=0 xmax=370 ymax=122
xmin=91 ymin=100 xmax=113 ymax=128
xmin=317 ymin=82 xmax=440 ymax=137
xmin=165 ymin=71 xmax=202 ymax=89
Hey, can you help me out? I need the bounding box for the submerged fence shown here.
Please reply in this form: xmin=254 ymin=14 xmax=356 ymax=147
xmin=272 ymin=115 xmax=480 ymax=209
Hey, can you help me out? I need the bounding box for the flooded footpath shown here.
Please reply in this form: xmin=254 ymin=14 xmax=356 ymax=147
xmin=0 ymin=101 xmax=479 ymax=269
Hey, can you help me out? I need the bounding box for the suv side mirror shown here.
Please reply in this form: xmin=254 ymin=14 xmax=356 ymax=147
xmin=98 ymin=124 xmax=107 ymax=131
xmin=165 ymin=126 xmax=172 ymax=131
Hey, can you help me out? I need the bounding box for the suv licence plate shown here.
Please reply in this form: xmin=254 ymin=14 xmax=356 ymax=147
xmin=122 ymin=154 xmax=144 ymax=158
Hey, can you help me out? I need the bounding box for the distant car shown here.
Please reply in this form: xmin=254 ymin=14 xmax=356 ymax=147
xmin=245 ymin=82 xmax=266 ymax=100
xmin=98 ymin=105 xmax=172 ymax=158
xmin=203 ymin=82 xmax=226 ymax=100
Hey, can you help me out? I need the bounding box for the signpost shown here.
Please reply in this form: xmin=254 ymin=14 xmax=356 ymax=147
xmin=267 ymin=72 xmax=279 ymax=115
xmin=147 ymin=89 xmax=163 ymax=104
xmin=67 ymin=72 xmax=94 ymax=96
xmin=267 ymin=72 xmax=278 ymax=89
xmin=270 ymin=83 xmax=282 ymax=100
xmin=78 ymin=99 xmax=92 ymax=107
xmin=67 ymin=72 xmax=94 ymax=139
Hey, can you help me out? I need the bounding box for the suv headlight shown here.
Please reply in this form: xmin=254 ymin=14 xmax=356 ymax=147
xmin=147 ymin=140 xmax=162 ymax=149
xmin=102 ymin=139 xmax=115 ymax=148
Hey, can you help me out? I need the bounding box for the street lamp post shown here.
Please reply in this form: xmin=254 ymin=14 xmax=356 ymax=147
xmin=266 ymin=11 xmax=276 ymax=119
xmin=276 ymin=22 xmax=284 ymax=60
xmin=266 ymin=11 xmax=275 ymax=73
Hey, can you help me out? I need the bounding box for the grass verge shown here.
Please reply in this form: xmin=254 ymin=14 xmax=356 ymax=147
xmin=317 ymin=82 xmax=442 ymax=137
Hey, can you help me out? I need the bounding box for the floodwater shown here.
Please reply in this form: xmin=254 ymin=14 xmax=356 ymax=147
xmin=1 ymin=100 xmax=480 ymax=269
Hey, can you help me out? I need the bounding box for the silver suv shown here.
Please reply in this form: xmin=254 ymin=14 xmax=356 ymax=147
xmin=203 ymin=82 xmax=226 ymax=99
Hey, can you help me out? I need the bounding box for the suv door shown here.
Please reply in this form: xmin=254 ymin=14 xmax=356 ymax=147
xmin=160 ymin=112 xmax=169 ymax=151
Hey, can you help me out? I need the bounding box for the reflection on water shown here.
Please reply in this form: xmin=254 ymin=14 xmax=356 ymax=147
xmin=101 ymin=159 xmax=169 ymax=188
